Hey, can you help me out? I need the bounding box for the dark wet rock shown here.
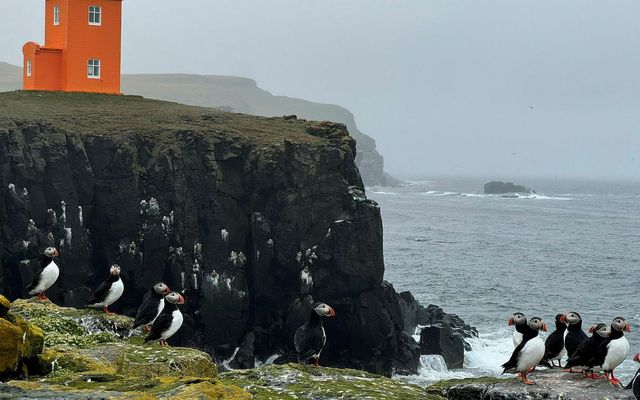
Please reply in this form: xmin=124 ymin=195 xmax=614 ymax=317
xmin=427 ymin=371 xmax=635 ymax=400
xmin=0 ymin=92 xmax=415 ymax=377
xmin=395 ymin=331 xmax=421 ymax=375
xmin=483 ymin=181 xmax=532 ymax=194
xmin=229 ymin=331 xmax=256 ymax=370
xmin=419 ymin=324 xmax=465 ymax=369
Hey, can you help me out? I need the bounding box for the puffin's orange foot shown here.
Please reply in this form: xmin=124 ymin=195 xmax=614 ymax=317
xmin=102 ymin=307 xmax=114 ymax=315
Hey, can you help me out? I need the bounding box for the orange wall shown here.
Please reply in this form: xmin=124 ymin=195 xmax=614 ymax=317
xmin=64 ymin=0 xmax=122 ymax=93
xmin=45 ymin=0 xmax=69 ymax=49
xmin=34 ymin=49 xmax=63 ymax=90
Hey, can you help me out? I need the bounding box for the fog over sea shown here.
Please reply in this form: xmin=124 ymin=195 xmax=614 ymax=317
xmin=368 ymin=178 xmax=640 ymax=386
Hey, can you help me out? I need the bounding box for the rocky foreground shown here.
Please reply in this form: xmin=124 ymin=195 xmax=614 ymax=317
xmin=1 ymin=297 xmax=634 ymax=399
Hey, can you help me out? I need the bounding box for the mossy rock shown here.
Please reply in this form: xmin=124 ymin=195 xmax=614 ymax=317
xmin=0 ymin=294 xmax=10 ymax=317
xmin=220 ymin=363 xmax=434 ymax=400
xmin=0 ymin=318 xmax=23 ymax=376
xmin=3 ymin=377 xmax=249 ymax=399
xmin=10 ymin=298 xmax=138 ymax=348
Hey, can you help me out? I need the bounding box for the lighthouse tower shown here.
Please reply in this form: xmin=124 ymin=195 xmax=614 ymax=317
xmin=23 ymin=0 xmax=123 ymax=94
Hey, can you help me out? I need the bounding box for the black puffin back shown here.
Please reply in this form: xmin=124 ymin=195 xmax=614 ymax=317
xmin=544 ymin=316 xmax=567 ymax=360
xmin=294 ymin=309 xmax=326 ymax=362
xmin=144 ymin=301 xmax=178 ymax=343
xmin=133 ymin=288 xmax=164 ymax=329
xmin=565 ymin=328 xmax=608 ymax=369
xmin=565 ymin=320 xmax=588 ymax=358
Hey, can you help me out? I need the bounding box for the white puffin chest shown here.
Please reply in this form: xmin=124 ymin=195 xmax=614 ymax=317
xmin=161 ymin=310 xmax=184 ymax=340
xmin=516 ymin=337 xmax=545 ymax=372
xmin=35 ymin=260 xmax=60 ymax=293
xmin=103 ymin=278 xmax=124 ymax=306
xmin=512 ymin=331 xmax=523 ymax=347
xmin=602 ymin=337 xmax=629 ymax=371
xmin=152 ymin=299 xmax=165 ymax=324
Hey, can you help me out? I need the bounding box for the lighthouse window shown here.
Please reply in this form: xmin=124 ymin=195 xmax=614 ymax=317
xmin=53 ymin=5 xmax=60 ymax=25
xmin=27 ymin=60 xmax=32 ymax=77
xmin=88 ymin=59 xmax=101 ymax=79
xmin=88 ymin=6 xmax=101 ymax=25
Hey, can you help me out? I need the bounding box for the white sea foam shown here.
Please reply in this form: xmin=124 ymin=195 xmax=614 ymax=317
xmin=419 ymin=190 xmax=573 ymax=201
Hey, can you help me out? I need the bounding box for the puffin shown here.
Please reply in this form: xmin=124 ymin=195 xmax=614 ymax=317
xmin=144 ymin=291 xmax=185 ymax=346
xmin=508 ymin=312 xmax=528 ymax=347
xmin=87 ymin=265 xmax=124 ymax=314
xmin=623 ymin=353 xmax=640 ymax=398
xmin=562 ymin=311 xmax=588 ymax=363
xmin=563 ymin=323 xmax=610 ymax=378
xmin=589 ymin=317 xmax=631 ymax=387
xmin=294 ymin=302 xmax=336 ymax=366
xmin=26 ymin=247 xmax=60 ymax=301
xmin=502 ymin=316 xmax=547 ymax=385
xmin=132 ymin=282 xmax=171 ymax=332
xmin=542 ymin=313 xmax=568 ymax=368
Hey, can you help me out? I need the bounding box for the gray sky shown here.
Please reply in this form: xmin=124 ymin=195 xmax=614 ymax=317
xmin=1 ymin=1 xmax=639 ymax=180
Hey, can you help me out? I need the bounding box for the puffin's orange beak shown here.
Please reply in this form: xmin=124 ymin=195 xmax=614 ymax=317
xmin=559 ymin=314 xmax=567 ymax=324
xmin=587 ymin=325 xmax=595 ymax=333
xmin=53 ymin=249 xmax=59 ymax=257
xmin=507 ymin=318 xmax=514 ymax=326
xmin=164 ymin=287 xmax=171 ymax=294
xmin=626 ymin=323 xmax=631 ymax=333
xmin=633 ymin=353 xmax=640 ymax=363
xmin=541 ymin=323 xmax=548 ymax=332
xmin=178 ymin=295 xmax=186 ymax=305
xmin=327 ymin=307 xmax=336 ymax=317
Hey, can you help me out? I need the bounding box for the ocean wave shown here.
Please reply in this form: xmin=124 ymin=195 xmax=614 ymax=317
xmin=419 ymin=191 xmax=573 ymax=201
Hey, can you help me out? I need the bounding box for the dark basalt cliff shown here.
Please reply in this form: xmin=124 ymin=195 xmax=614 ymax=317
xmin=0 ymin=91 xmax=411 ymax=376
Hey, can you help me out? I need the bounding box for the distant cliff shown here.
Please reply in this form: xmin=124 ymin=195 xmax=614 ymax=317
xmin=0 ymin=91 xmax=412 ymax=376
xmin=0 ymin=62 xmax=391 ymax=186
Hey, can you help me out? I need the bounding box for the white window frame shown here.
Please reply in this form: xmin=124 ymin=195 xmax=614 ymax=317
xmin=87 ymin=59 xmax=101 ymax=79
xmin=53 ymin=5 xmax=60 ymax=26
xmin=26 ymin=60 xmax=32 ymax=77
xmin=88 ymin=6 xmax=102 ymax=26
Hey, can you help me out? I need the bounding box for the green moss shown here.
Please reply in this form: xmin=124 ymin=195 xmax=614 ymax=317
xmin=10 ymin=298 xmax=138 ymax=348
xmin=0 ymin=294 xmax=10 ymax=317
xmin=221 ymin=363 xmax=434 ymax=400
xmin=0 ymin=318 xmax=22 ymax=375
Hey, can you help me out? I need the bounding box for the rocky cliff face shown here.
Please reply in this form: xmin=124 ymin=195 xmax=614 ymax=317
xmin=0 ymin=91 xmax=410 ymax=376
xmin=0 ymin=62 xmax=392 ymax=186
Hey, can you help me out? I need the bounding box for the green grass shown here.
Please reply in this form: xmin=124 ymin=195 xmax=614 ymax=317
xmin=0 ymin=90 xmax=331 ymax=147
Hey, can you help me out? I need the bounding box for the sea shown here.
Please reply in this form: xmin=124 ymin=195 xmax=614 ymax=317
xmin=367 ymin=178 xmax=640 ymax=387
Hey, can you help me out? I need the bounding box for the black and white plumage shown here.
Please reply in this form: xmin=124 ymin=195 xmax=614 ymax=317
xmin=542 ymin=313 xmax=568 ymax=368
xmin=564 ymin=323 xmax=610 ymax=377
xmin=623 ymin=353 xmax=640 ymax=398
xmin=589 ymin=317 xmax=631 ymax=387
xmin=294 ymin=302 xmax=336 ymax=366
xmin=87 ymin=265 xmax=124 ymax=314
xmin=144 ymin=292 xmax=185 ymax=346
xmin=508 ymin=312 xmax=527 ymax=348
xmin=26 ymin=247 xmax=60 ymax=301
xmin=132 ymin=282 xmax=171 ymax=331
xmin=562 ymin=311 xmax=588 ymax=360
xmin=502 ymin=317 xmax=547 ymax=385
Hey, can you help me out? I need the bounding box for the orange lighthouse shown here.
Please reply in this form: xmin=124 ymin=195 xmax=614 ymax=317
xmin=23 ymin=0 xmax=123 ymax=94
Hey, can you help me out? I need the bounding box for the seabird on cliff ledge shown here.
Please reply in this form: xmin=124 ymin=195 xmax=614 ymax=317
xmin=87 ymin=264 xmax=124 ymax=314
xmin=502 ymin=317 xmax=547 ymax=385
xmin=294 ymin=302 xmax=336 ymax=366
xmin=26 ymin=247 xmax=60 ymax=301
xmin=144 ymin=291 xmax=185 ymax=346
xmin=508 ymin=312 xmax=527 ymax=347
xmin=132 ymin=282 xmax=171 ymax=332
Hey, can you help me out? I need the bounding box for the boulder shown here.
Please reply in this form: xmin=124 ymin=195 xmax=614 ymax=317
xmin=483 ymin=181 xmax=532 ymax=194
xmin=419 ymin=324 xmax=465 ymax=369
xmin=426 ymin=371 xmax=635 ymax=399
xmin=0 ymin=298 xmax=45 ymax=379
